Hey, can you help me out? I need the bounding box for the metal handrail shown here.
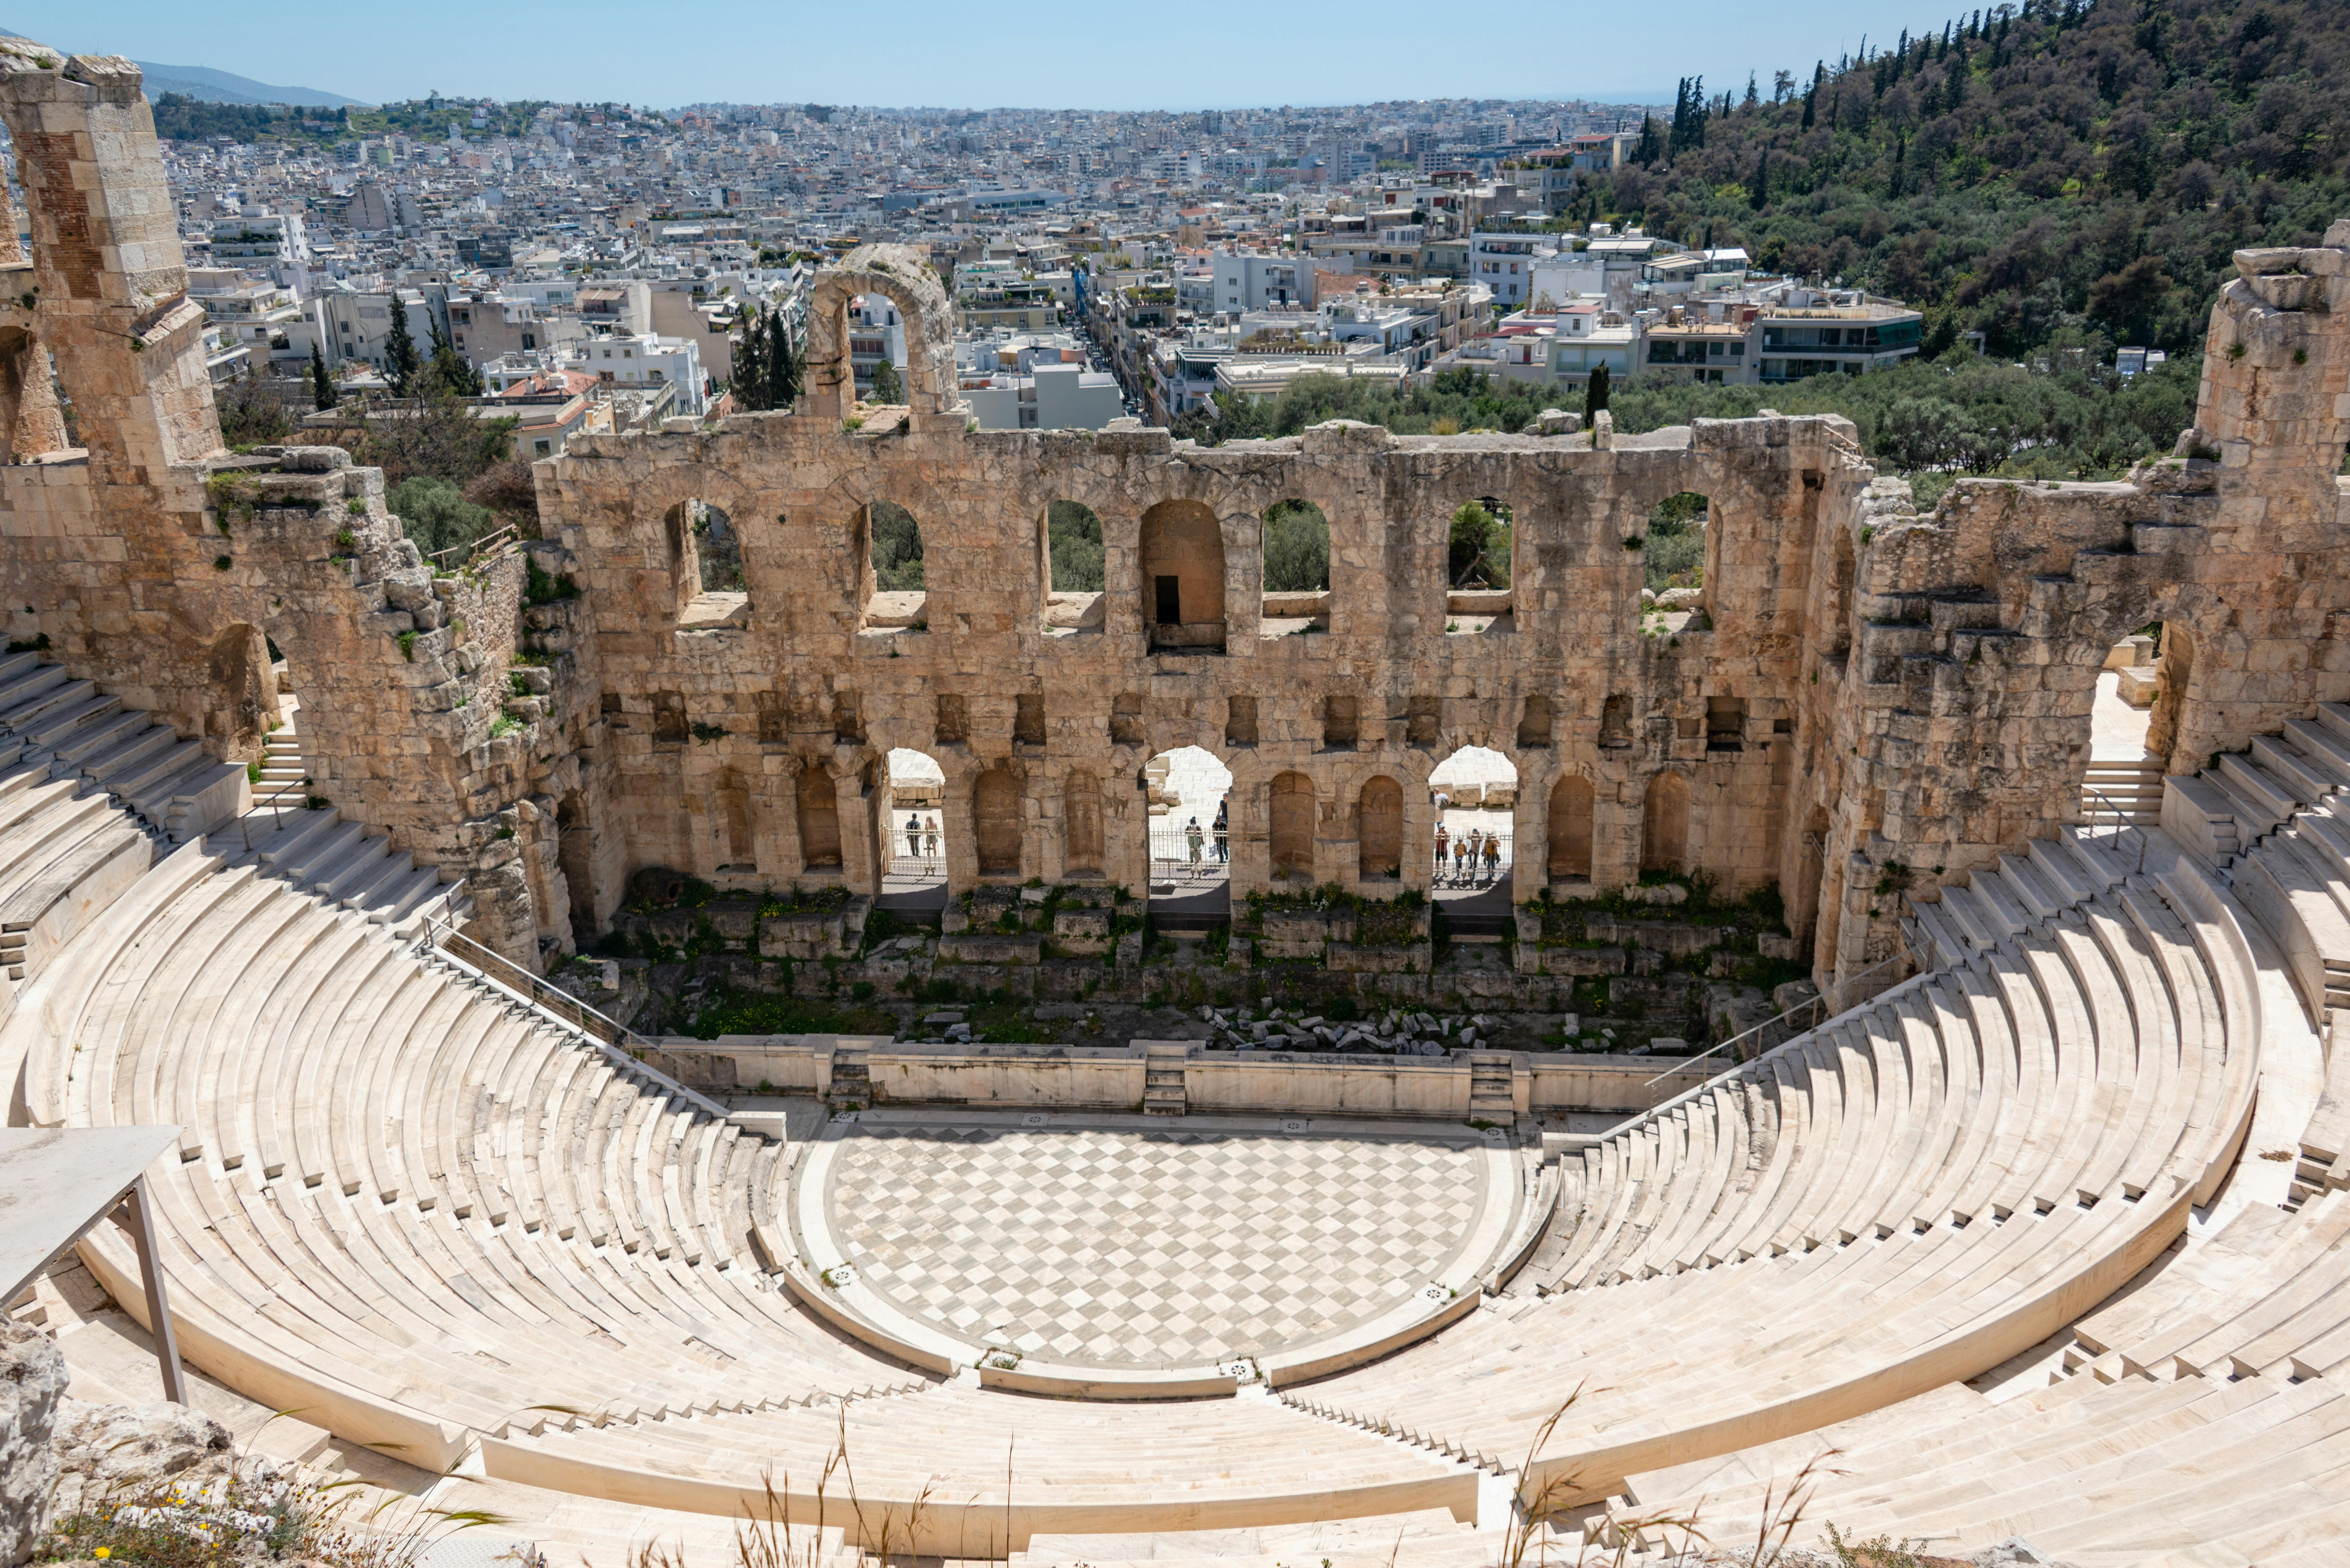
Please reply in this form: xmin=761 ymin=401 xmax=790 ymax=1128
xmin=2083 ymin=784 xmax=2153 ymax=873
xmin=237 ymin=773 xmax=315 ymax=854
xmin=416 ymin=915 xmax=725 ymax=1116
xmin=427 ymin=521 xmax=519 ymax=573
xmin=1642 ymin=945 xmax=1915 ymax=1088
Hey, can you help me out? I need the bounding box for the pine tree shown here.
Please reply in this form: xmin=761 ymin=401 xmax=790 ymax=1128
xmin=425 ymin=317 xmax=481 ymax=397
xmin=309 ymin=342 xmax=338 ymax=411
xmin=383 ymin=295 xmax=421 ymax=396
xmin=868 ymin=354 xmax=902 ymax=405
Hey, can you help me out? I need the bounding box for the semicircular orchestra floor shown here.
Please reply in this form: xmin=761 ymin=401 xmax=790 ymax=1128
xmin=796 ymin=1112 xmax=1525 ymax=1373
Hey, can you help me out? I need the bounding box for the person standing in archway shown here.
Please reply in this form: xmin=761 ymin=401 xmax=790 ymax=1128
xmin=1185 ymin=815 xmax=1204 ymax=871
xmin=905 ymin=812 xmax=922 ymax=864
xmin=923 ymin=814 xmax=939 ymax=864
xmin=1435 ymin=823 xmax=1451 ymax=881
xmin=1213 ymin=800 xmax=1229 ymax=863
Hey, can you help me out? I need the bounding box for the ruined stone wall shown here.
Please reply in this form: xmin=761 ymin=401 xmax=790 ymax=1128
xmin=0 ymin=52 xmax=2345 ymax=987
xmin=533 ymin=393 xmax=1865 ymax=951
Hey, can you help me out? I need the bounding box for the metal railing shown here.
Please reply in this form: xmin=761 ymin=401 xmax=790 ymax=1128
xmin=1430 ymin=829 xmax=1513 ymax=888
xmin=427 ymin=521 xmax=519 ymax=574
xmin=2082 ymin=785 xmax=2154 ymax=873
xmin=238 ymin=774 xmax=314 ymax=852
xmin=1643 ymin=945 xmax=1915 ymax=1088
xmin=416 ymin=914 xmax=725 ymax=1116
xmin=1149 ymin=822 xmax=1231 ymax=879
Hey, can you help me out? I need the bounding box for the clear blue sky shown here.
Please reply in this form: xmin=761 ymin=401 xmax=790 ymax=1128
xmin=11 ymin=0 xmax=1923 ymax=111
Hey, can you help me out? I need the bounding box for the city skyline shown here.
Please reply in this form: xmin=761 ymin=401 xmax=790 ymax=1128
xmin=11 ymin=0 xmax=1911 ymax=111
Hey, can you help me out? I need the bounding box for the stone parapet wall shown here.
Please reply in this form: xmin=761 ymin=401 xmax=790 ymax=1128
xmin=669 ymin=1034 xmax=1714 ymax=1120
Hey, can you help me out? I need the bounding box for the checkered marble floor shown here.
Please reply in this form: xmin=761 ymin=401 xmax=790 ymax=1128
xmin=825 ymin=1123 xmax=1488 ymax=1367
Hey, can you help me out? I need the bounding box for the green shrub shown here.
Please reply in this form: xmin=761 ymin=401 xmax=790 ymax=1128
xmin=387 ymin=474 xmax=496 ymax=557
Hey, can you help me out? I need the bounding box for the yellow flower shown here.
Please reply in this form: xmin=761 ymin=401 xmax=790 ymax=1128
xmin=94 ymin=1551 xmax=111 ymax=1560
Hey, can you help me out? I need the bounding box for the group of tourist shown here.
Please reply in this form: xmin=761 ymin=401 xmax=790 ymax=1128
xmin=1433 ymin=821 xmax=1505 ymax=884
xmin=1177 ymin=800 xmax=1231 ymax=871
xmin=900 ymin=812 xmax=941 ymax=865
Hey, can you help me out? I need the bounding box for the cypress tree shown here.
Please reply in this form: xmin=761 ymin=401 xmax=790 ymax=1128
xmin=1585 ymin=362 xmax=1611 ymax=418
xmin=767 ymin=310 xmax=800 ymax=409
xmin=310 ymin=342 xmax=338 ymax=411
xmin=733 ymin=306 xmax=768 ymax=410
xmin=1750 ymin=150 xmax=1770 ymax=209
xmin=383 ymin=295 xmax=420 ymax=396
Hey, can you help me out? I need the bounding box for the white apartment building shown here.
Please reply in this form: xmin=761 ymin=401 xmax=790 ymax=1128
xmin=575 ymin=332 xmax=706 ymax=416
xmin=1212 ymin=252 xmax=1304 ymax=312
xmin=1545 ymin=302 xmax=1639 ymax=388
xmin=964 ymin=362 xmax=1124 ymax=431
xmin=1468 ymin=229 xmax=1557 ymax=309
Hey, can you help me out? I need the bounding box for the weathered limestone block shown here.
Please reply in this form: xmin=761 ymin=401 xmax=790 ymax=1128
xmin=0 ymin=1322 xmax=64 ymax=1567
xmin=1539 ymin=946 xmax=1629 ymax=977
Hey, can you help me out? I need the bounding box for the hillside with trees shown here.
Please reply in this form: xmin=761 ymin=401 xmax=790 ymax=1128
xmin=1592 ymin=0 xmax=2347 ymax=358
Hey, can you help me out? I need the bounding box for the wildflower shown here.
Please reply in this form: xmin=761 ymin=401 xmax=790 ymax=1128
xmin=93 ymin=1551 xmax=110 ymax=1560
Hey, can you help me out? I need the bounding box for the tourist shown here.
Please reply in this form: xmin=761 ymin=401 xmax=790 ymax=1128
xmin=1454 ymin=835 xmax=1470 ymax=876
xmin=905 ymin=812 xmax=922 ymax=863
xmin=1434 ymin=824 xmax=1450 ymax=878
xmin=1185 ymin=816 xmax=1204 ymax=867
xmin=923 ymin=815 xmax=939 ymax=863
xmin=1212 ymin=800 xmax=1229 ymax=862
xmin=1483 ymin=833 xmax=1502 ymax=877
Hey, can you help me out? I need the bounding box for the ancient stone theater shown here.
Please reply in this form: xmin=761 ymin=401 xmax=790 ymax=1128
xmin=9 ymin=42 xmax=2350 ymax=1566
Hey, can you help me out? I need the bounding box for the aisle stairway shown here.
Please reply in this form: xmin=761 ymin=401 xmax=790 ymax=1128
xmin=2082 ymin=757 xmax=2164 ymax=826
xmin=0 ymin=651 xmax=246 ymax=843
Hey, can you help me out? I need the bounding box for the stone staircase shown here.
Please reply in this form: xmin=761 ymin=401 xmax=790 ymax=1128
xmin=0 ymin=651 xmax=246 ymax=844
xmin=1466 ymin=1052 xmax=1515 ymax=1122
xmin=1143 ymin=1041 xmax=1189 ymax=1114
xmin=2082 ymin=757 xmax=2164 ymax=825
xmin=235 ymin=800 xmax=469 ymax=938
xmin=254 ymin=714 xmax=307 ymax=804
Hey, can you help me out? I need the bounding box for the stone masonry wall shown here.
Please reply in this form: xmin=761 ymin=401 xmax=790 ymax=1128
xmin=0 ymin=47 xmax=2344 ymax=988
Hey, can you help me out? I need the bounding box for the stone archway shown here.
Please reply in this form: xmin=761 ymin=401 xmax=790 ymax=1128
xmin=1269 ymin=771 xmax=1315 ymax=879
xmin=798 ymin=761 xmax=843 ymax=870
xmin=1359 ymin=774 xmax=1404 ymax=880
xmin=1642 ymin=772 xmax=1691 ymax=874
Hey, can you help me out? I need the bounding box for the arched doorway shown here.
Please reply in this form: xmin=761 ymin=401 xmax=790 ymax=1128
xmin=797 ymin=761 xmax=842 ymax=870
xmin=879 ymin=748 xmax=947 ymax=913
xmin=1145 ymin=744 xmax=1232 ymax=926
xmin=1359 ymin=775 xmax=1404 ymax=881
xmin=556 ymin=792 xmax=598 ymax=940
xmin=974 ymin=768 xmax=1023 ymax=876
xmin=1548 ymin=775 xmax=1594 ymax=882
xmin=1430 ymin=746 xmax=1518 ymax=889
xmin=1642 ymin=772 xmax=1691 ymax=874
xmin=1268 ymin=771 xmax=1315 ymax=880
xmin=1140 ymin=498 xmax=1226 ymax=652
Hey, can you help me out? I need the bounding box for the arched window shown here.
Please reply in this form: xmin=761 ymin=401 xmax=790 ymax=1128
xmin=1548 ymin=776 xmax=1594 ymax=880
xmin=1140 ymin=498 xmax=1226 ymax=652
xmin=1359 ymin=775 xmax=1403 ymax=880
xmin=797 ymin=762 xmax=842 ymax=869
xmin=1043 ymin=499 xmax=1106 ymax=636
xmin=1064 ymin=769 xmax=1104 ymax=874
xmin=1642 ymin=772 xmax=1691 ymax=874
xmin=1641 ymin=492 xmax=1709 ymax=629
xmin=694 ymin=501 xmax=744 ymax=592
xmin=857 ymin=500 xmax=927 ymax=634
xmin=974 ymin=768 xmax=1023 ymax=875
xmin=1269 ymin=771 xmax=1315 ymax=878
xmin=1446 ymin=497 xmax=1514 ymax=636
